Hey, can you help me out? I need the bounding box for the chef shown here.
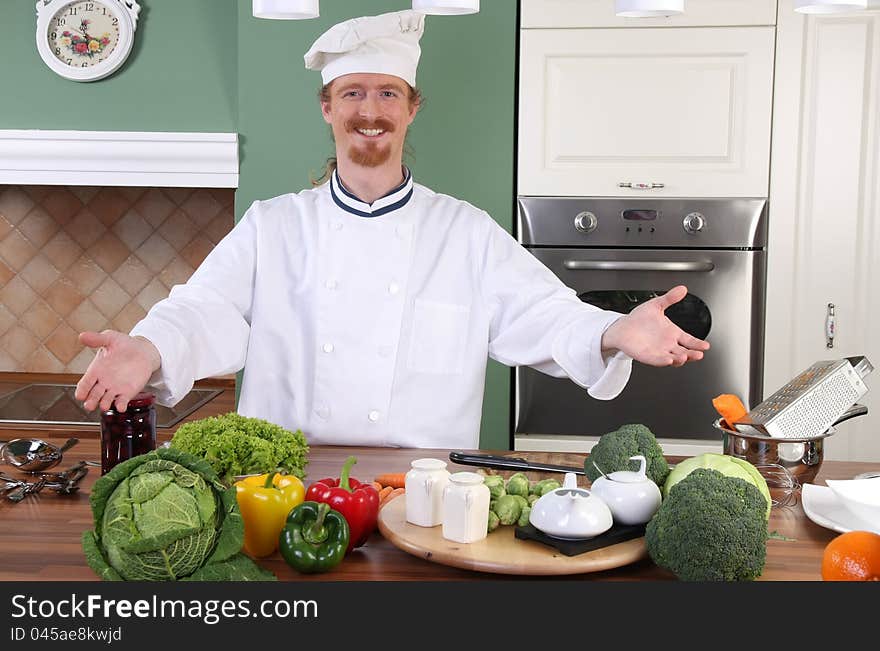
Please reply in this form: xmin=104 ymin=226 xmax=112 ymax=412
xmin=74 ymin=10 xmax=709 ymax=449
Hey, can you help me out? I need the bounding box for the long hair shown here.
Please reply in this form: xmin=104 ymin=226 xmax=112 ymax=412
xmin=310 ymin=82 xmax=424 ymax=186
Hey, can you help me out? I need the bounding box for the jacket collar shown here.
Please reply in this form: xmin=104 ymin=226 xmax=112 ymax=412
xmin=330 ymin=167 xmax=413 ymax=218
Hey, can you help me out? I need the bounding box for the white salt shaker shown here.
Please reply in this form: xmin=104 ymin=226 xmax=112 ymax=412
xmin=405 ymin=458 xmax=450 ymax=527
xmin=442 ymin=471 xmax=490 ymax=544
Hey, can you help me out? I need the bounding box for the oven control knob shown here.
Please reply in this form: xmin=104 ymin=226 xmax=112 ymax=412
xmin=683 ymin=212 xmax=705 ymax=234
xmin=574 ymin=211 xmax=598 ymax=234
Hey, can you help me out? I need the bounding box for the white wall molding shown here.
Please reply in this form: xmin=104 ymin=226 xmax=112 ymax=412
xmin=0 ymin=130 xmax=238 ymax=188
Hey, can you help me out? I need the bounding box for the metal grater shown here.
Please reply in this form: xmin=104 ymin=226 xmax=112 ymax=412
xmin=733 ymin=356 xmax=873 ymax=439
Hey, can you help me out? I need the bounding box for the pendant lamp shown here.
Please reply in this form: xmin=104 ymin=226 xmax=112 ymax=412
xmin=794 ymin=0 xmax=866 ymax=12
xmin=615 ymin=0 xmax=684 ymax=17
xmin=412 ymin=0 xmax=480 ymax=15
xmin=252 ymin=0 xmax=319 ymax=19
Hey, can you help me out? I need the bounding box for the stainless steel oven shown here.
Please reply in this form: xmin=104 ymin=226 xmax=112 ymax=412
xmin=515 ymin=197 xmax=767 ymax=442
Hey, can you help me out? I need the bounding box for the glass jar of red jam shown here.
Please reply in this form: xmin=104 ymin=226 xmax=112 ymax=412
xmin=100 ymin=392 xmax=157 ymax=475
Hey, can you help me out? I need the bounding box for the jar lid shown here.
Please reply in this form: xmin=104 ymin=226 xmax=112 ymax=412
xmin=449 ymin=471 xmax=484 ymax=485
xmin=127 ymin=392 xmax=156 ymax=409
xmin=411 ymin=458 xmax=447 ymax=470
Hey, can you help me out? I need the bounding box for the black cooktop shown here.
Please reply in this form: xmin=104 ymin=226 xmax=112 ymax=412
xmin=0 ymin=384 xmax=221 ymax=428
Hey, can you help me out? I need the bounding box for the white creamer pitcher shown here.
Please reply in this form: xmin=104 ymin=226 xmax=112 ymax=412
xmin=442 ymin=472 xmax=491 ymax=544
xmin=405 ymin=458 xmax=450 ymax=527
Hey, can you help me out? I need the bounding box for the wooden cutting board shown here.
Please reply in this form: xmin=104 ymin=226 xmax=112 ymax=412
xmin=377 ymin=496 xmax=648 ymax=576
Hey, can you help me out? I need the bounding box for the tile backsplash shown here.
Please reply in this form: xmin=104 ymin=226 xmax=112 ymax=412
xmin=0 ymin=185 xmax=233 ymax=373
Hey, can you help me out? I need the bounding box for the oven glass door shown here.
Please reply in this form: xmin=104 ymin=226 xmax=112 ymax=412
xmin=515 ymin=248 xmax=766 ymax=440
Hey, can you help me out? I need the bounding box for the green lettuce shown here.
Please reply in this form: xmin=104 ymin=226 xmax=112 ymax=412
xmin=82 ymin=447 xmax=275 ymax=581
xmin=169 ymin=412 xmax=309 ymax=485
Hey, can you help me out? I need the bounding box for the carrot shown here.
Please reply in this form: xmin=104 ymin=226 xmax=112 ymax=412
xmin=712 ymin=393 xmax=748 ymax=429
xmin=373 ymin=473 xmax=406 ymax=489
xmin=377 ymin=485 xmax=394 ymax=503
xmin=381 ymin=487 xmax=405 ymax=507
xmin=371 ymin=481 xmax=383 ymax=492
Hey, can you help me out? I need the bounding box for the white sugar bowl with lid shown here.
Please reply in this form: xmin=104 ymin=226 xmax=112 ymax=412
xmin=405 ymin=458 xmax=450 ymax=527
xmin=528 ymin=472 xmax=613 ymax=539
xmin=589 ymin=455 xmax=662 ymax=526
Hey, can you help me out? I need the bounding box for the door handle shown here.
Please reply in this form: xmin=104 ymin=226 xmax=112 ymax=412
xmin=563 ymin=260 xmax=715 ymax=272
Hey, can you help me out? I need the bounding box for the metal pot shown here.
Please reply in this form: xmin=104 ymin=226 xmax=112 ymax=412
xmin=714 ymin=403 xmax=868 ymax=485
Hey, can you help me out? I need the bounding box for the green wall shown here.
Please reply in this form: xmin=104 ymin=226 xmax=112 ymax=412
xmin=0 ymin=0 xmax=237 ymax=131
xmin=0 ymin=0 xmax=517 ymax=450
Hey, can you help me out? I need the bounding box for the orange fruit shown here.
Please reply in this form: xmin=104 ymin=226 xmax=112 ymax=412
xmin=822 ymin=531 xmax=880 ymax=581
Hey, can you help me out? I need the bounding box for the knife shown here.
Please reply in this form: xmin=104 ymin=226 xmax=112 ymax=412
xmin=448 ymin=451 xmax=585 ymax=475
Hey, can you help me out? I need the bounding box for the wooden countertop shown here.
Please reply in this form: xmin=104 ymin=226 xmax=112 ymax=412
xmin=1 ymin=435 xmax=876 ymax=582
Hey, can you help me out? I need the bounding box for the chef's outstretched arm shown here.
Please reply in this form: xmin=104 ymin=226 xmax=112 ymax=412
xmin=74 ymin=331 xmax=161 ymax=412
xmin=600 ymin=285 xmax=710 ymax=367
xmin=75 ymin=201 xmax=260 ymax=412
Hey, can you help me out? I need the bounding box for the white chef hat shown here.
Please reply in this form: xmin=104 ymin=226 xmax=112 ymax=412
xmin=304 ymin=10 xmax=426 ymax=87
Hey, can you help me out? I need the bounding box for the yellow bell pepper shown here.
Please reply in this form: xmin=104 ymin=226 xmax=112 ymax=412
xmin=235 ymin=472 xmax=305 ymax=558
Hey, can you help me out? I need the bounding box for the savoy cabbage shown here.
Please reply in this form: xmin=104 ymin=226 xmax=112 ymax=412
xmin=82 ymin=447 xmax=275 ymax=581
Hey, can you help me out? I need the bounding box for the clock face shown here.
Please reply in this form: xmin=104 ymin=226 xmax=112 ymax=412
xmin=47 ymin=1 xmax=120 ymax=70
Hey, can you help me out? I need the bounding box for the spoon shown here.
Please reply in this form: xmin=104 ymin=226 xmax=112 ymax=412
xmin=0 ymin=437 xmax=79 ymax=473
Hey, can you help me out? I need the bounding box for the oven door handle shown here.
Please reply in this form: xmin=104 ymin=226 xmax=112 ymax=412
xmin=563 ymin=260 xmax=715 ymax=272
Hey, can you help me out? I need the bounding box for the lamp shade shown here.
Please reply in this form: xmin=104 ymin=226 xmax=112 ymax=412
xmin=615 ymin=0 xmax=684 ymax=17
xmin=794 ymin=0 xmax=866 ymax=12
xmin=252 ymin=0 xmax=319 ymax=19
xmin=412 ymin=0 xmax=479 ymax=15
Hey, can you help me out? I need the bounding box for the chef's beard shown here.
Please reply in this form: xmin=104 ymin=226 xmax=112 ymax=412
xmin=345 ymin=118 xmax=395 ymax=168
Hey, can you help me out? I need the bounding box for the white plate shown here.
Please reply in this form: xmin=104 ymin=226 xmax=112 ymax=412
xmin=801 ymin=483 xmax=880 ymax=535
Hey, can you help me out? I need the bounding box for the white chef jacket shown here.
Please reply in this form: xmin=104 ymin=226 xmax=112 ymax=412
xmin=131 ymin=169 xmax=632 ymax=449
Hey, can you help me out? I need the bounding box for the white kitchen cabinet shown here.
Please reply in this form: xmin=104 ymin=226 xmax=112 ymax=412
xmin=765 ymin=2 xmax=880 ymax=462
xmin=518 ymin=26 xmax=775 ymax=197
xmin=522 ymin=0 xmax=777 ymax=28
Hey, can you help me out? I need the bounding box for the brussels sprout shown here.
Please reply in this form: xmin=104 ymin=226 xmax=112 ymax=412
xmin=505 ymin=472 xmax=530 ymax=497
xmin=494 ymin=495 xmax=522 ymax=525
xmin=483 ymin=475 xmax=506 ymax=500
xmin=489 ymin=499 xmax=498 ymax=513
xmin=510 ymin=495 xmax=529 ymax=511
xmin=533 ymin=478 xmax=561 ymax=496
xmin=518 ymin=505 xmax=531 ymax=528
xmin=527 ymin=493 xmax=539 ymax=506
xmin=488 ymin=510 xmax=501 ymax=532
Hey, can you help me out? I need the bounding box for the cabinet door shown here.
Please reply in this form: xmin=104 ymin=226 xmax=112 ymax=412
xmin=518 ymin=27 xmax=775 ymax=197
xmin=522 ymin=0 xmax=778 ymax=28
xmin=766 ymin=2 xmax=880 ymax=462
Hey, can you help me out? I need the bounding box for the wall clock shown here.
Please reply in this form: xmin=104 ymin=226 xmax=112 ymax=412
xmin=35 ymin=0 xmax=141 ymax=82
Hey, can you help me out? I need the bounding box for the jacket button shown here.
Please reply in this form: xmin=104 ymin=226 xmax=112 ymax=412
xmin=368 ymin=410 xmax=380 ymax=422
xmin=322 ymin=343 xmax=334 ymax=353
xmin=315 ymin=406 xmax=330 ymax=419
xmin=325 ymin=279 xmax=338 ymax=290
xmin=388 ymin=282 xmax=399 ymax=295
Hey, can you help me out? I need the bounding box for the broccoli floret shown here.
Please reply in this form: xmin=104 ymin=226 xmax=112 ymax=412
xmin=584 ymin=423 xmax=669 ymax=486
xmin=645 ymin=468 xmax=768 ymax=581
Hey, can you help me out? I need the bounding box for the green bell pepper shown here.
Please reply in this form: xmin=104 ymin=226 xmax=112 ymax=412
xmin=279 ymin=501 xmax=350 ymax=574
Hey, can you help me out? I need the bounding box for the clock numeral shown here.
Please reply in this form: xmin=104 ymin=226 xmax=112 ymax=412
xmin=68 ymin=7 xmax=77 ymax=15
xmin=55 ymin=48 xmax=60 ymax=55
xmin=102 ymin=7 xmax=107 ymax=14
xmin=81 ymin=62 xmax=88 ymax=67
xmin=51 ymin=32 xmax=56 ymax=39
xmin=85 ymin=2 xmax=94 ymax=10
xmin=58 ymin=18 xmax=66 ymax=25
xmin=112 ymin=17 xmax=118 ymax=25
xmin=67 ymin=58 xmax=72 ymax=64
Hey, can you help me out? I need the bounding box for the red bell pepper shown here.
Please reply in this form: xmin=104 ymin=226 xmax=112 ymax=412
xmin=305 ymin=455 xmax=379 ymax=552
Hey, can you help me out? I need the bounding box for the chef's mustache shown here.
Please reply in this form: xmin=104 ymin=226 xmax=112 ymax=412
xmin=346 ymin=117 xmax=395 ymax=133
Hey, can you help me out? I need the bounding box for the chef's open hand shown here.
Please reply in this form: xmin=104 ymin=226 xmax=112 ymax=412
xmin=74 ymin=330 xmax=162 ymax=413
xmin=600 ymin=285 xmax=709 ymax=367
